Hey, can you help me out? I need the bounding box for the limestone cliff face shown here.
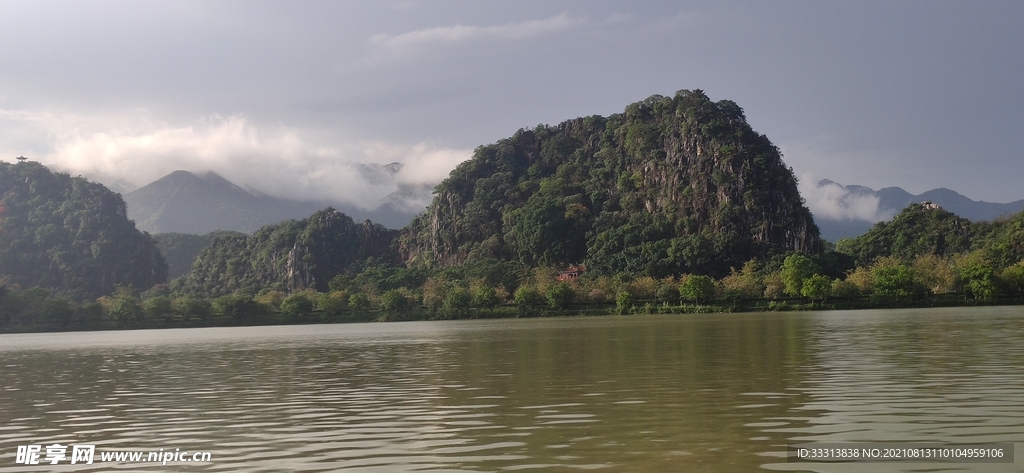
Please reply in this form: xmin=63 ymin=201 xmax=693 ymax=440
xmin=183 ymin=209 xmax=398 ymax=296
xmin=399 ymin=90 xmax=821 ymax=277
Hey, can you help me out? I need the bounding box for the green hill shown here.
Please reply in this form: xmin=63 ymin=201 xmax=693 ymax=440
xmin=835 ymin=202 xmax=975 ymax=267
xmin=0 ymin=161 xmax=167 ymax=299
xmin=177 ymin=209 xmax=398 ymax=297
xmin=399 ymin=90 xmax=821 ymax=277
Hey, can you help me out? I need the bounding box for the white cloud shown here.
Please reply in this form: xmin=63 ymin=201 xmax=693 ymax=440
xmin=368 ymin=12 xmax=585 ymax=54
xmin=8 ymin=111 xmax=471 ymax=209
xmin=798 ymin=173 xmax=892 ymax=222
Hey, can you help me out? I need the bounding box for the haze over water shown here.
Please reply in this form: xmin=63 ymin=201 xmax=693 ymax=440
xmin=2 ymin=307 xmax=1023 ymax=472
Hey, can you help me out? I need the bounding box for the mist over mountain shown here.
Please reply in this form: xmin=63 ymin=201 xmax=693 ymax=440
xmin=803 ymin=179 xmax=1024 ymax=242
xmin=124 ymin=169 xmax=433 ymax=234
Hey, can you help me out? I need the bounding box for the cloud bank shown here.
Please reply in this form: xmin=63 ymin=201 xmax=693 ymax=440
xmin=25 ymin=113 xmax=470 ymax=209
xmin=798 ymin=173 xmax=893 ymax=223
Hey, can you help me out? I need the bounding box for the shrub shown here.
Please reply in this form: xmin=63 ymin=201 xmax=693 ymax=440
xmin=546 ymin=282 xmax=575 ymax=310
xmin=281 ymin=293 xmax=315 ymax=322
xmin=615 ymin=291 xmax=634 ymax=314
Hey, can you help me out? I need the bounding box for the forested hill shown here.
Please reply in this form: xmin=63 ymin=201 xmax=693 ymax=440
xmin=399 ymin=90 xmax=821 ymax=277
xmin=177 ymin=209 xmax=398 ymax=297
xmin=0 ymin=161 xmax=167 ymax=299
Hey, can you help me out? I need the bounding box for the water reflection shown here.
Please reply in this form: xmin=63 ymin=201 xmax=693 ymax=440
xmin=1 ymin=307 xmax=1022 ymax=472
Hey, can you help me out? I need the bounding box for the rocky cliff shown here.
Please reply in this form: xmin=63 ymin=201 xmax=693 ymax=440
xmin=399 ymin=90 xmax=821 ymax=277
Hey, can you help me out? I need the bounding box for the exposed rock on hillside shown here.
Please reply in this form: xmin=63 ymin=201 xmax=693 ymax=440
xmin=399 ymin=90 xmax=821 ymax=277
xmin=179 ymin=209 xmax=398 ymax=296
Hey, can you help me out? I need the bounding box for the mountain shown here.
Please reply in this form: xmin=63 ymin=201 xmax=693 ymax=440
xmin=399 ymin=90 xmax=821 ymax=278
xmin=811 ymin=180 xmax=1024 ymax=241
xmin=124 ymin=169 xmax=431 ymax=234
xmin=177 ymin=209 xmax=398 ymax=296
xmin=0 ymin=161 xmax=167 ymax=299
xmin=124 ymin=170 xmax=336 ymax=234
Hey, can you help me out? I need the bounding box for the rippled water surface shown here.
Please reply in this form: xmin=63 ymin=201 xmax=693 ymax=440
xmin=2 ymin=307 xmax=1023 ymax=472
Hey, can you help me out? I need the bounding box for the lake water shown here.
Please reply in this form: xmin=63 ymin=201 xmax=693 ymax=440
xmin=2 ymin=307 xmax=1023 ymax=472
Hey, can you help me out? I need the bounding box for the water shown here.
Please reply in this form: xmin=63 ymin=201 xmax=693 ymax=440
xmin=2 ymin=307 xmax=1023 ymax=472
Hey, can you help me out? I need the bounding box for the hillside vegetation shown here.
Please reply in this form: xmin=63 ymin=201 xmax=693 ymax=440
xmin=399 ymin=90 xmax=821 ymax=278
xmin=0 ymin=161 xmax=166 ymax=299
xmin=176 ymin=209 xmax=398 ymax=297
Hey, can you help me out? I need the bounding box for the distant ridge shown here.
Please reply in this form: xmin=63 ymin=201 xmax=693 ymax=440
xmin=124 ymin=170 xmax=325 ymax=234
xmin=813 ymin=180 xmax=1024 ymax=241
xmin=124 ymin=170 xmax=432 ymax=234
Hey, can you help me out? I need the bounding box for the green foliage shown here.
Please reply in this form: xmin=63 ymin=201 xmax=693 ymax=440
xmin=960 ymin=263 xmax=997 ymax=302
xmin=281 ymin=293 xmax=315 ymax=322
xmin=836 ymin=203 xmax=974 ymax=267
xmin=348 ymin=292 xmax=371 ymax=311
xmin=545 ymin=282 xmax=575 ymax=310
xmin=656 ymin=284 xmax=680 ymax=303
xmin=181 ymin=209 xmax=398 ymax=297
xmin=830 ymin=279 xmax=860 ymax=299
xmin=173 ymin=296 xmax=212 ymax=321
xmin=974 ymin=212 xmax=1024 ymax=268
xmin=1001 ymin=263 xmax=1024 ymax=298
xmin=801 ymin=275 xmax=832 ymax=302
xmin=143 ymin=296 xmax=174 ymax=323
xmin=0 ymin=161 xmax=168 ymax=299
xmin=781 ymin=254 xmax=820 ymax=297
xmin=441 ymin=287 xmax=473 ymax=319
xmin=379 ymin=288 xmax=415 ymax=314
xmin=213 ymin=294 xmax=269 ymax=323
xmin=615 ymin=291 xmax=635 ymax=314
xmin=680 ymin=275 xmax=715 ymax=304
xmin=514 ymin=286 xmax=544 ymax=315
xmin=108 ymin=287 xmax=144 ymax=326
xmin=473 ymin=286 xmax=500 ymax=311
xmin=399 ymin=90 xmax=822 ymax=277
xmin=871 ymin=263 xmax=927 ymax=299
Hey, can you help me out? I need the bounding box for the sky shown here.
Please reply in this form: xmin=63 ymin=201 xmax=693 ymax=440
xmin=1 ymin=1 xmax=1022 ymax=219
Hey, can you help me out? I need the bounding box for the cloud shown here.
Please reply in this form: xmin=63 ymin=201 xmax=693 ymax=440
xmin=368 ymin=12 xmax=585 ymax=54
xmin=16 ymin=112 xmax=471 ymax=209
xmin=798 ymin=173 xmax=892 ymax=222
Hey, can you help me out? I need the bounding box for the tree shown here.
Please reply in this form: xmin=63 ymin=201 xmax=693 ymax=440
xmin=615 ymin=291 xmax=635 ymax=314
xmin=960 ymin=263 xmax=996 ymax=302
xmin=871 ymin=262 xmax=926 ymax=299
xmin=514 ymin=286 xmax=543 ymax=315
xmin=143 ymin=296 xmax=174 ymax=323
xmin=801 ymin=275 xmax=832 ymax=303
xmin=830 ymin=279 xmax=860 ymax=299
xmin=442 ymin=287 xmax=473 ymax=319
xmin=108 ymin=287 xmax=144 ymax=326
xmin=281 ymin=293 xmax=315 ymax=322
xmin=546 ymin=282 xmax=575 ymax=310
xmin=473 ymin=285 xmax=500 ymax=312
xmin=1001 ymin=262 xmax=1024 ymax=298
xmin=781 ymin=254 xmax=819 ymax=297
xmin=174 ymin=296 xmax=212 ymax=322
xmin=213 ymin=294 xmax=268 ymax=323
xmin=680 ymin=275 xmax=715 ymax=304
xmin=379 ymin=288 xmax=415 ymax=319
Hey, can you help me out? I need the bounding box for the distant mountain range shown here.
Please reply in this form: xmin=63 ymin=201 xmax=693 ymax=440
xmin=124 ymin=169 xmax=1024 ymax=246
xmin=123 ymin=169 xmax=432 ymax=234
xmin=812 ymin=180 xmax=1024 ymax=241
